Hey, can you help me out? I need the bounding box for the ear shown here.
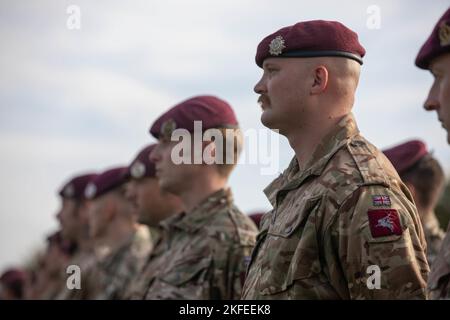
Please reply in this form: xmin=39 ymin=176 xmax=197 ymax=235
xmin=310 ymin=65 xmax=328 ymax=95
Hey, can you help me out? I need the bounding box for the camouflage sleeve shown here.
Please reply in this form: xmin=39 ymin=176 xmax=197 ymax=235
xmin=326 ymin=184 xmax=429 ymax=299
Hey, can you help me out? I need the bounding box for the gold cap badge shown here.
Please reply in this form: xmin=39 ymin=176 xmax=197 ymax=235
xmin=130 ymin=161 xmax=146 ymax=179
xmin=84 ymin=183 xmax=97 ymax=199
xmin=439 ymin=21 xmax=450 ymax=46
xmin=269 ymin=35 xmax=286 ymax=56
xmin=160 ymin=118 xmax=177 ymax=140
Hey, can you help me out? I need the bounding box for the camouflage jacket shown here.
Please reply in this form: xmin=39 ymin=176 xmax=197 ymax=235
xmin=55 ymin=225 xmax=152 ymax=300
xmin=428 ymin=223 xmax=450 ymax=299
xmin=85 ymin=224 xmax=153 ymax=299
xmin=242 ymin=114 xmax=429 ymax=300
xmin=125 ymin=188 xmax=258 ymax=300
xmin=53 ymin=248 xmax=97 ymax=300
xmin=422 ymin=213 xmax=445 ymax=267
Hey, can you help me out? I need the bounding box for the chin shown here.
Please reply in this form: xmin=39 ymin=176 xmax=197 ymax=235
xmin=261 ymin=112 xmax=275 ymax=129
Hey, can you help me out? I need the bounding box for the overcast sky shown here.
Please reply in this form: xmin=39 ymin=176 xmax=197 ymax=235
xmin=1 ymin=0 xmax=449 ymax=271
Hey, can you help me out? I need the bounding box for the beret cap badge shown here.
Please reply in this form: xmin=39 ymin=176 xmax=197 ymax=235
xmin=439 ymin=21 xmax=450 ymax=46
xmin=269 ymin=35 xmax=286 ymax=56
xmin=130 ymin=161 xmax=146 ymax=179
xmin=84 ymin=183 xmax=97 ymax=200
xmin=160 ymin=118 xmax=177 ymax=140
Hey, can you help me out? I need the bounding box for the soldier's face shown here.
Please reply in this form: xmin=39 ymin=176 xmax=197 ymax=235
xmin=57 ymin=199 xmax=80 ymax=241
xmin=254 ymin=58 xmax=311 ymax=135
xmin=87 ymin=195 xmax=115 ymax=239
xmin=125 ymin=177 xmax=178 ymax=226
xmin=150 ymin=139 xmax=198 ymax=195
xmin=424 ymin=54 xmax=450 ymax=144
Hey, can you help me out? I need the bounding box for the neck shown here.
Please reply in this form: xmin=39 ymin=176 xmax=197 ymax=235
xmin=287 ymin=113 xmax=347 ymax=170
xmin=77 ymin=227 xmax=91 ymax=251
xmin=178 ymin=172 xmax=227 ymax=213
xmin=95 ymin=219 xmax=137 ymax=250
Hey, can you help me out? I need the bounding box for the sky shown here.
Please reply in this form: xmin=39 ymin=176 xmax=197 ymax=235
xmin=1 ymin=0 xmax=449 ymax=271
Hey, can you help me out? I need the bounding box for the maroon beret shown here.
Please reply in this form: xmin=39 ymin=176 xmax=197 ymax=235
xmin=149 ymin=95 xmax=239 ymax=140
xmin=255 ymin=20 xmax=366 ymax=68
xmin=382 ymin=140 xmax=428 ymax=175
xmin=249 ymin=212 xmax=264 ymax=228
xmin=0 ymin=269 xmax=26 ymax=287
xmin=125 ymin=144 xmax=156 ymax=180
xmin=416 ymin=8 xmax=450 ymax=69
xmin=84 ymin=167 xmax=128 ymax=200
xmin=59 ymin=173 xmax=97 ymax=200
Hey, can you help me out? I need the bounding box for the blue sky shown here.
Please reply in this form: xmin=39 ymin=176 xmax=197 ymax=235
xmin=1 ymin=0 xmax=449 ymax=271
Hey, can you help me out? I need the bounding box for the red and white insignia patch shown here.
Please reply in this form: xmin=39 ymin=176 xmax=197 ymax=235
xmin=367 ymin=209 xmax=402 ymax=238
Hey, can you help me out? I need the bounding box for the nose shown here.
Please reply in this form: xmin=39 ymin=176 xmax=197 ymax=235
xmin=424 ymin=96 xmax=439 ymax=111
xmin=423 ymin=83 xmax=439 ymax=112
xmin=254 ymin=75 xmax=266 ymax=95
xmin=149 ymin=144 xmax=161 ymax=163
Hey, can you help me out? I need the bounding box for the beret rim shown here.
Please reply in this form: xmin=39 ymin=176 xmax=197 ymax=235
xmin=262 ymin=50 xmax=364 ymax=66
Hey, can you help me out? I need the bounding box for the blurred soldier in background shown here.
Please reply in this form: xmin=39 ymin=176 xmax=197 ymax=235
xmin=32 ymin=231 xmax=76 ymax=299
xmin=383 ymin=140 xmax=445 ymax=267
xmin=416 ymin=7 xmax=450 ymax=300
xmin=79 ymin=167 xmax=152 ymax=299
xmin=122 ymin=144 xmax=183 ymax=299
xmin=124 ymin=144 xmax=183 ymax=229
xmin=53 ymin=173 xmax=97 ymax=299
xmin=248 ymin=212 xmax=264 ymax=230
xmin=0 ymin=268 xmax=26 ymax=300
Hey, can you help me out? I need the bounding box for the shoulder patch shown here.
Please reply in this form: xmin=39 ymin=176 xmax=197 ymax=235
xmin=368 ymin=209 xmax=402 ymax=237
xmin=372 ymin=195 xmax=391 ymax=207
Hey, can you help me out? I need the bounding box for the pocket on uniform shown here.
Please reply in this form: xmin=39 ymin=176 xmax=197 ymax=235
xmin=160 ymin=254 xmax=212 ymax=286
xmin=259 ymin=197 xmax=323 ymax=295
xmin=267 ymin=196 xmax=321 ymax=238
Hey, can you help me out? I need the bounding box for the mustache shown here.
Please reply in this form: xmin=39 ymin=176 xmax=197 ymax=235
xmin=257 ymin=95 xmax=270 ymax=107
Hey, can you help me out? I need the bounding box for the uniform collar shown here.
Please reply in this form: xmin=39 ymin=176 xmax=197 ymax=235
xmin=264 ymin=113 xmax=360 ymax=205
xmin=160 ymin=188 xmax=233 ymax=233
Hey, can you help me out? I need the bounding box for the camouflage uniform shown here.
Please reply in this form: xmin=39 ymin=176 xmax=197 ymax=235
xmin=54 ymin=248 xmax=97 ymax=300
xmin=125 ymin=188 xmax=257 ymax=300
xmin=428 ymin=224 xmax=450 ymax=299
xmin=55 ymin=225 xmax=152 ymax=299
xmin=86 ymin=224 xmax=153 ymax=299
xmin=422 ymin=213 xmax=445 ymax=267
xmin=242 ymin=114 xmax=429 ymax=300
